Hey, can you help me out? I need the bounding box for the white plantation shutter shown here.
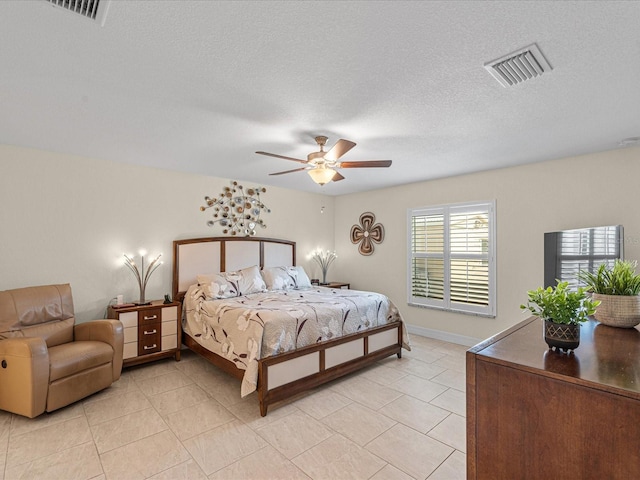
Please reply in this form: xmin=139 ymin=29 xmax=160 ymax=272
xmin=408 ymin=201 xmax=496 ymax=316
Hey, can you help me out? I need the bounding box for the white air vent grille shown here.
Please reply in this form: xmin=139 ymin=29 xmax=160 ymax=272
xmin=45 ymin=0 xmax=111 ymax=26
xmin=484 ymin=43 xmax=552 ymax=87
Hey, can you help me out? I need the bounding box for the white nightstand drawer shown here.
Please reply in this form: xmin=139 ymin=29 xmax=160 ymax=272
xmin=119 ymin=311 xmax=138 ymax=329
xmin=123 ymin=342 xmax=138 ymax=359
xmin=123 ymin=326 xmax=137 ymax=343
xmin=161 ymin=335 xmax=177 ymax=351
xmin=162 ymin=306 xmax=178 ymax=321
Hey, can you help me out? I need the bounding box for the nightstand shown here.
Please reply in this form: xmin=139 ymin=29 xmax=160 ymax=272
xmin=325 ymin=282 xmax=350 ymax=289
xmin=107 ymin=300 xmax=181 ymax=367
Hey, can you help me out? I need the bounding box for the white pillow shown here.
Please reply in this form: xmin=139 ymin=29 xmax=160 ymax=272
xmin=197 ymin=265 xmax=266 ymax=299
xmin=262 ymin=266 xmax=312 ymax=290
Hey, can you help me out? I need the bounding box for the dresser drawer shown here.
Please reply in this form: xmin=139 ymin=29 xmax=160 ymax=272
xmin=138 ymin=323 xmax=161 ymax=355
xmin=139 ymin=308 xmax=162 ymax=326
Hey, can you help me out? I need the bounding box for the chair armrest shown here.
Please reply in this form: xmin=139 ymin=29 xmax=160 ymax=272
xmin=0 ymin=337 xmax=49 ymax=418
xmin=74 ymin=320 xmax=124 ymax=381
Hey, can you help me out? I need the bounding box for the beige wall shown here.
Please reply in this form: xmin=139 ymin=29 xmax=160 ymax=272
xmin=334 ymin=147 xmax=640 ymax=344
xmin=0 ymin=144 xmax=335 ymax=322
xmin=3 ymin=143 xmax=639 ymax=344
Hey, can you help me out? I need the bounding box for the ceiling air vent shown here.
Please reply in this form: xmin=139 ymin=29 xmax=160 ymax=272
xmin=45 ymin=0 xmax=111 ymax=26
xmin=484 ymin=43 xmax=552 ymax=87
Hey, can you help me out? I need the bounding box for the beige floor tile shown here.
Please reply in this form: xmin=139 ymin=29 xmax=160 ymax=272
xmin=6 ymin=415 xmax=92 ymax=467
xmin=148 ymin=459 xmax=208 ymax=480
xmin=255 ymin=410 xmax=333 ymax=459
xmin=148 ymin=383 xmax=210 ymax=417
xmin=393 ymin=357 xmax=447 ymax=380
xmin=1 ymin=337 xmax=469 ymax=480
xmin=210 ymin=445 xmax=310 ymax=480
xmin=192 ymin=371 xmax=245 ymax=408
xmin=369 ymin=464 xmax=414 ymax=480
xmin=293 ymin=433 xmax=387 ymax=480
xmin=405 ymin=345 xmax=447 ymax=364
xmin=83 ymin=389 xmax=151 ymax=426
xmin=431 ymin=369 xmax=466 ymax=391
xmin=90 ymin=407 xmax=168 ymax=453
xmin=330 ymin=376 xmax=403 ymax=410
xmin=100 ymin=430 xmax=191 ymax=480
xmin=382 ymin=395 xmax=450 ymax=434
xmin=164 ymin=398 xmax=235 ymax=441
xmin=82 ymin=371 xmax=139 ymax=405
xmin=427 ymin=450 xmax=466 ymax=479
xmin=433 ymin=342 xmax=470 ymax=356
xmin=359 ymin=364 xmax=408 ymax=386
xmin=136 ymin=370 xmax=194 ymax=396
xmin=174 ymin=353 xmax=223 ymax=378
xmin=428 ymin=413 xmax=466 ymax=452
xmin=126 ymin=359 xmax=180 ymax=382
xmin=292 ymin=388 xmax=353 ymax=419
xmin=433 ymin=353 xmax=466 ymax=373
xmin=9 ymin=403 xmax=84 ymax=437
xmin=183 ymin=420 xmax=267 ymax=474
xmin=430 ymin=388 xmax=466 ymax=416
xmin=408 ymin=335 xmax=446 ymax=350
xmin=390 ymin=375 xmax=448 ymax=403
xmin=324 ymin=403 xmax=396 ymax=446
xmin=4 ymin=441 xmax=102 ymax=480
xmin=366 ymin=424 xmax=454 ymax=479
xmin=227 ymin=394 xmax=300 ymax=430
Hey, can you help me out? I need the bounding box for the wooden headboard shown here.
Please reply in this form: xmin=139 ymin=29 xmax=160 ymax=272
xmin=172 ymin=237 xmax=296 ymax=302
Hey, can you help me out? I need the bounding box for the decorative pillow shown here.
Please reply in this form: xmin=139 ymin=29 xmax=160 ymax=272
xmin=197 ymin=265 xmax=266 ymax=299
xmin=293 ymin=266 xmax=312 ymax=288
xmin=262 ymin=266 xmax=312 ymax=290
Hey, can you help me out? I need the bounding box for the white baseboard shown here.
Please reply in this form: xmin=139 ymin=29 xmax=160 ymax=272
xmin=406 ymin=324 xmax=482 ymax=347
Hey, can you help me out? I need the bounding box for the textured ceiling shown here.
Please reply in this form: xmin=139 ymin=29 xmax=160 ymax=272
xmin=1 ymin=1 xmax=639 ymax=195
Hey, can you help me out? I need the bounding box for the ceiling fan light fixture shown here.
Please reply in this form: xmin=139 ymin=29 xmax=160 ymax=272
xmin=308 ymin=167 xmax=336 ymax=186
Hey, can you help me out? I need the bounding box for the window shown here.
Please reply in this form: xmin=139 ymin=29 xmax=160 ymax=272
xmin=544 ymin=225 xmax=623 ymax=290
xmin=408 ymin=200 xmax=496 ymax=316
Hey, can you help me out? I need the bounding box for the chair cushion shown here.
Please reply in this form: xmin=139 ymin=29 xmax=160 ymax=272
xmin=48 ymin=341 xmax=114 ymax=382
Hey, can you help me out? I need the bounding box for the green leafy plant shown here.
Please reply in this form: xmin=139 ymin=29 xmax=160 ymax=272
xmin=520 ymin=281 xmax=600 ymax=325
xmin=577 ymin=259 xmax=640 ymax=295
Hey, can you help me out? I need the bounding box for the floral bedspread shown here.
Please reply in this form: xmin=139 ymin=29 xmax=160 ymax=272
xmin=183 ymin=285 xmax=410 ymax=396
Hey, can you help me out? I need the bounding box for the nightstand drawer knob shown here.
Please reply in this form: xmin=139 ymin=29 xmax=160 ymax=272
xmin=144 ymin=329 xmax=157 ymax=335
xmin=144 ymin=315 xmax=158 ymax=320
xmin=143 ymin=344 xmax=157 ymax=350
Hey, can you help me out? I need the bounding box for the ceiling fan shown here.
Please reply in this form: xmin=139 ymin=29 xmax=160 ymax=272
xmin=256 ymin=136 xmax=392 ymax=185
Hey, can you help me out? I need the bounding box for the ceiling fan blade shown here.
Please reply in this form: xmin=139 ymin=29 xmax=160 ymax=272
xmin=332 ymin=171 xmax=345 ymax=182
xmin=269 ymin=167 xmax=309 ymax=176
xmin=256 ymin=151 xmax=308 ymax=164
xmin=339 ymin=160 xmax=392 ymax=168
xmin=324 ymin=139 xmax=356 ymax=161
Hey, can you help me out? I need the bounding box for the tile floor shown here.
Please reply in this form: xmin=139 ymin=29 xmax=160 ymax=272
xmin=0 ymin=334 xmax=468 ymax=480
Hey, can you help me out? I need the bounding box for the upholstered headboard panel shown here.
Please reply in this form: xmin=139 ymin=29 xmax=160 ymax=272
xmin=172 ymin=237 xmax=296 ymax=302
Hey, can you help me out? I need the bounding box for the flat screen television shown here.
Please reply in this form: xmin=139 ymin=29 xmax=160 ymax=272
xmin=544 ymin=225 xmax=624 ymax=289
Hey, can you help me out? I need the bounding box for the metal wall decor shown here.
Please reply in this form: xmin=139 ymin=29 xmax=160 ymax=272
xmin=350 ymin=212 xmax=384 ymax=256
xmin=200 ymin=181 xmax=270 ymax=236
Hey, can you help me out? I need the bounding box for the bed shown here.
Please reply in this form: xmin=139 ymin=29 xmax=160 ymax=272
xmin=172 ymin=236 xmax=410 ymax=416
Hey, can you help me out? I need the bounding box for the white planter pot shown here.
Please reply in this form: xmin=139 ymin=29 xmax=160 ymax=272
xmin=592 ymin=293 xmax=640 ymax=328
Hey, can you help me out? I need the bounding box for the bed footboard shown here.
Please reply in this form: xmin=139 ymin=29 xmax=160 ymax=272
xmin=257 ymin=322 xmax=403 ymax=416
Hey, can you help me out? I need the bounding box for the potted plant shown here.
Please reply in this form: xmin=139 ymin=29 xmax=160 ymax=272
xmin=577 ymin=259 xmax=640 ymax=328
xmin=520 ymin=281 xmax=600 ymax=352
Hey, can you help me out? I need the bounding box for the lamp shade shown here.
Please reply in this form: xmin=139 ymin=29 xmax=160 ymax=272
xmin=308 ymin=167 xmax=336 ymax=185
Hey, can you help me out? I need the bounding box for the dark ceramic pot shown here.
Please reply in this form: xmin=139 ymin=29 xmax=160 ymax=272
xmin=543 ymin=319 xmax=580 ymax=352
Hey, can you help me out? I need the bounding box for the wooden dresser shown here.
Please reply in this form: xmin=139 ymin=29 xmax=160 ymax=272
xmin=467 ymin=316 xmax=640 ymax=479
xmin=108 ymin=300 xmax=181 ymax=367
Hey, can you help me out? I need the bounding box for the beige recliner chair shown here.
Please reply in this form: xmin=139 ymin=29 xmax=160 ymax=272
xmin=0 ymin=284 xmax=124 ymax=418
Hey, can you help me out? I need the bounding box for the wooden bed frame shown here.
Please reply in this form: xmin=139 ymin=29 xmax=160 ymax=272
xmin=172 ymin=236 xmax=403 ymax=416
